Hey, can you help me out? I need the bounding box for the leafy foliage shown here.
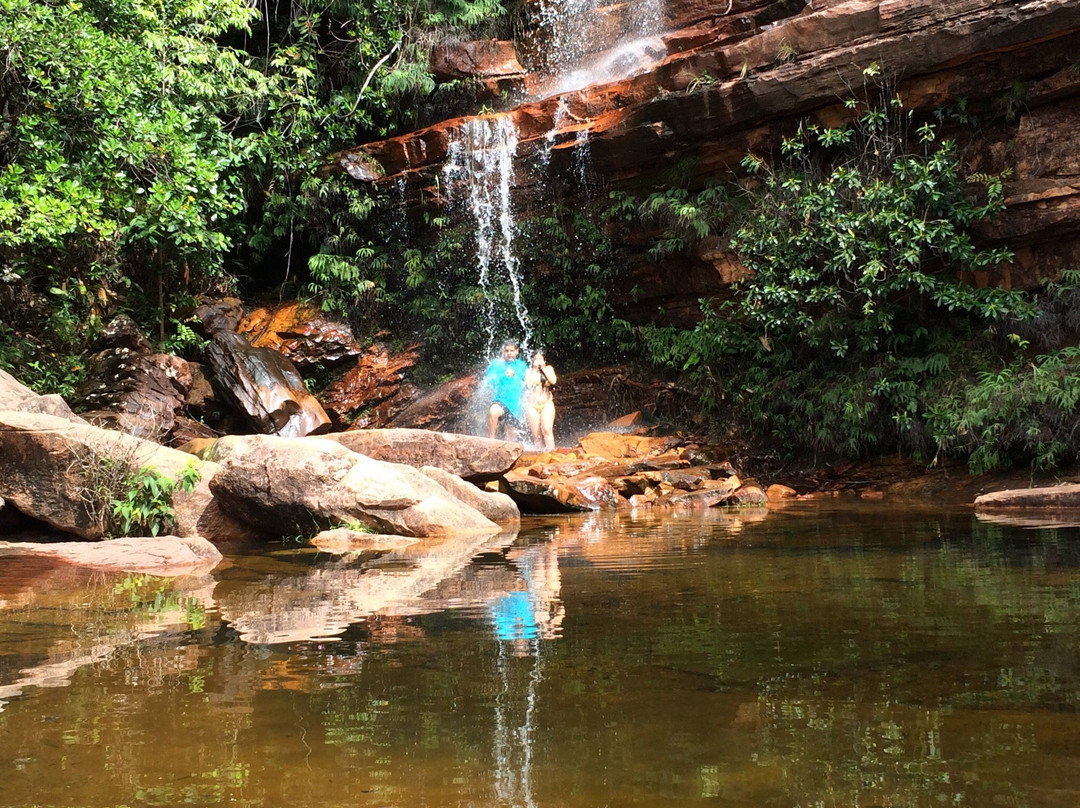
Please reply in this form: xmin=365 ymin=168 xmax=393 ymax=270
xmin=110 ymin=461 xmax=201 ymax=538
xmin=0 ymin=0 xmax=510 ymax=380
xmin=634 ymin=94 xmax=1079 ymax=471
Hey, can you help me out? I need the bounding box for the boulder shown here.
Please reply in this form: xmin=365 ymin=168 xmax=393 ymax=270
xmin=208 ymin=434 xmax=501 ymax=537
xmin=310 ymin=528 xmax=420 ymax=555
xmin=73 ymin=316 xmax=194 ymax=439
xmin=974 ymin=484 xmax=1080 ymax=510
xmin=192 ymin=296 xmax=244 ymax=337
xmin=320 ymin=342 xmax=421 ymax=427
xmin=0 ymin=367 xmax=82 ymax=422
xmin=237 ymin=301 xmax=363 ymax=368
xmin=0 ymin=411 xmax=251 ymax=541
xmin=0 ymin=535 xmax=223 ymax=577
xmin=430 ymin=40 xmax=525 ymax=81
xmin=324 ymin=428 xmax=522 ymax=481
xmin=419 ymin=465 xmax=520 ymax=523
xmin=501 ymin=469 xmax=621 ymax=512
xmin=206 ymin=331 xmax=332 ymax=438
xmin=766 ymin=483 xmax=799 ymax=500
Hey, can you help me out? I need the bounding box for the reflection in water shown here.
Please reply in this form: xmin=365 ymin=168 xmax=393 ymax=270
xmin=489 ymin=540 xmax=564 ymax=808
xmin=3 ymin=503 xmax=1080 ymax=807
xmin=218 ymin=530 xmax=521 ymax=644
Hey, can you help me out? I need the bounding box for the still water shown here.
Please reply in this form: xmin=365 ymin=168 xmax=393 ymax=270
xmin=2 ymin=501 xmax=1079 ymax=807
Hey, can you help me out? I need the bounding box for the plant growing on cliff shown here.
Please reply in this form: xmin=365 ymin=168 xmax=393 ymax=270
xmin=639 ymin=94 xmax=1043 ymax=467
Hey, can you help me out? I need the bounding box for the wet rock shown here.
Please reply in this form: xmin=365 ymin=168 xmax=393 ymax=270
xmin=324 ymin=428 xmax=522 ymax=481
xmin=310 ymin=528 xmax=420 ymax=555
xmin=384 ymin=375 xmax=480 ymax=433
xmin=501 ymin=469 xmax=621 ymax=512
xmin=665 ymin=476 xmax=742 ymax=507
xmin=430 ymin=40 xmax=524 ymax=81
xmin=320 ymin=342 xmax=421 ymax=427
xmin=192 ymin=297 xmax=244 ymax=338
xmin=766 ymin=483 xmax=798 ymax=500
xmin=72 ymin=315 xmax=193 ymax=440
xmin=206 ymin=331 xmax=331 ymax=438
xmin=0 ymin=535 xmax=223 ymax=577
xmin=208 ymin=434 xmax=501 ymax=538
xmin=730 ymin=483 xmax=768 ymax=505
xmin=237 ymin=302 xmax=363 ymax=369
xmin=974 ymin=484 xmax=1080 ymax=510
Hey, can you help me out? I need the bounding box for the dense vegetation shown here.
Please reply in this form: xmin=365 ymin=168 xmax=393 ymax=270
xmin=0 ymin=0 xmax=515 ymax=390
xmin=630 ymin=86 xmax=1080 ymax=472
xmin=2 ymin=7 xmax=1079 ymax=474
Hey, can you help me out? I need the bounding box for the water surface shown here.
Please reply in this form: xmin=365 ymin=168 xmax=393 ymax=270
xmin=2 ymin=501 xmax=1079 ymax=807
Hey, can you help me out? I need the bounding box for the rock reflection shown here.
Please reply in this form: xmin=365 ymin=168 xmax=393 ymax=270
xmin=217 ymin=530 xmax=523 ymax=644
xmin=0 ymin=562 xmax=215 ymax=710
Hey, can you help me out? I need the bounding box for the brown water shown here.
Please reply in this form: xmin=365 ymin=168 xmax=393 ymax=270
xmin=2 ymin=501 xmax=1080 ymax=807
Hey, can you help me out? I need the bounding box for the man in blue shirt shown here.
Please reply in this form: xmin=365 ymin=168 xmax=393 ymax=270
xmin=485 ymin=340 xmax=528 ymax=440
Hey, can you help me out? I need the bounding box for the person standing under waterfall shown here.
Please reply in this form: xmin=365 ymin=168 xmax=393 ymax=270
xmin=485 ymin=340 xmax=528 ymax=441
xmin=524 ymin=349 xmax=557 ymax=451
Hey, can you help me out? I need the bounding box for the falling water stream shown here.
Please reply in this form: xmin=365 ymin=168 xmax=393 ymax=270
xmin=441 ymin=0 xmax=670 ymax=355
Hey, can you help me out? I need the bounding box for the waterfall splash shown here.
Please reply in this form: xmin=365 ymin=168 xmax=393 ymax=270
xmin=442 ymin=115 xmax=533 ymax=356
xmin=534 ymin=0 xmax=668 ymax=95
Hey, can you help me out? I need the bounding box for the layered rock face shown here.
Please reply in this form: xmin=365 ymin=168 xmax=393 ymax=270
xmin=335 ymin=0 xmax=1080 ymax=319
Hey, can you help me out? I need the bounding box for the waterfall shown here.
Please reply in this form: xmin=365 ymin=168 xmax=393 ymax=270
xmin=442 ymin=115 xmax=532 ymax=356
xmin=439 ymin=0 xmax=670 ymax=358
xmin=535 ymin=0 xmax=668 ymax=95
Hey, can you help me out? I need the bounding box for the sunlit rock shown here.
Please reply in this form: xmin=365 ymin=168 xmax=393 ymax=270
xmin=0 ymin=411 xmax=248 ymax=541
xmin=310 ymin=528 xmax=420 ymax=555
xmin=237 ymin=302 xmax=363 ymax=369
xmin=0 ymin=367 xmax=83 ymax=423
xmin=324 ymin=427 xmax=522 ymax=481
xmin=0 ymin=535 xmax=223 ymax=577
xmin=430 ymin=40 xmax=525 ymax=81
xmin=209 ymin=434 xmax=501 ymax=537
xmin=419 ymin=465 xmax=520 ymax=523
xmin=974 ymin=484 xmax=1080 ymax=510
xmin=319 ymin=342 xmax=421 ymax=427
xmin=501 ymin=469 xmax=621 ymax=512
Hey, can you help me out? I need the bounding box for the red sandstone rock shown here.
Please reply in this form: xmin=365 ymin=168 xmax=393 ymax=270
xmin=238 ymin=302 xmax=363 ymax=368
xmin=430 ymin=40 xmax=524 ymax=81
xmin=320 ymin=342 xmax=420 ymax=427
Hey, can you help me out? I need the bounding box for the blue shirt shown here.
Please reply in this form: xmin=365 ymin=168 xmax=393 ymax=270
xmin=484 ymin=356 xmax=527 ymax=421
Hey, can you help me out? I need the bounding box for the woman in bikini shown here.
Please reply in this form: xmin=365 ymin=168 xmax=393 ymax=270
xmin=524 ymin=350 xmax=557 ymax=451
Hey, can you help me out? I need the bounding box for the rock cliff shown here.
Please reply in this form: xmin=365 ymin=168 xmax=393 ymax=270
xmin=333 ymin=0 xmax=1080 ymax=320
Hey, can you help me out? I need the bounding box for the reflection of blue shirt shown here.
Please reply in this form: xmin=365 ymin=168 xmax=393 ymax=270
xmin=484 ymin=357 xmax=527 ymax=421
xmin=491 ymin=590 xmax=537 ymax=641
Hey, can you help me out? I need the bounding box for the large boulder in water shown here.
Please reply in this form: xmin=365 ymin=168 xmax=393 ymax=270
xmin=0 ymin=411 xmax=248 ymax=540
xmin=207 ymin=434 xmax=501 ymax=538
xmin=323 ymin=428 xmax=522 ymax=481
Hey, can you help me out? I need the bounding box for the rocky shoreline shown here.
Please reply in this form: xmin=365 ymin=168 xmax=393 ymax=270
xmin=3 ymin=305 xmax=1079 ymax=579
